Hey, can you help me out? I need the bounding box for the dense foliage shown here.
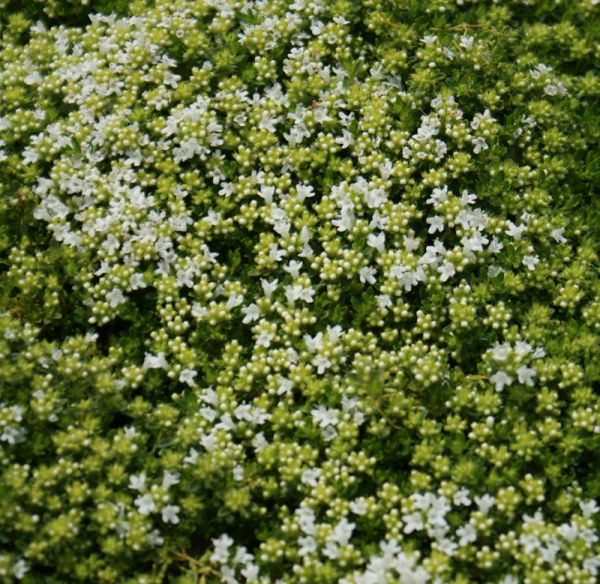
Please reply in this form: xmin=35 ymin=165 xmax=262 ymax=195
xmin=1 ymin=0 xmax=599 ymax=582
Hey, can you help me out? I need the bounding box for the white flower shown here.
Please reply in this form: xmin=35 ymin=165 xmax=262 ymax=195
xmin=323 ymin=424 xmax=338 ymax=440
xmin=241 ymin=303 xmax=261 ymax=323
xmin=359 ymin=266 xmax=377 ymax=284
xmin=124 ymin=426 xmax=137 ymax=439
xmin=367 ymin=232 xmax=386 ymax=252
xmin=13 ymin=560 xmax=29 ymax=580
xmin=311 ymin=406 xmax=339 ymax=428
xmin=453 ymin=488 xmax=471 ymax=506
xmin=260 ymin=278 xmax=279 ymax=298
xmin=580 ymin=527 xmax=598 ymax=545
xmin=349 ymin=499 xmax=368 ymax=515
xmin=471 ymin=108 xmax=496 ymax=128
xmin=135 ymin=493 xmax=156 ymax=515
xmin=378 ymin=160 xmax=394 ymax=180
xmin=517 ymin=365 xmax=536 ymax=386
xmin=277 ymin=377 xmax=294 ymax=395
xmin=327 ymin=325 xmax=344 ymax=343
xmin=419 ymin=246 xmax=441 ymax=267
xmin=285 ymin=284 xmax=305 ymax=304
xmin=404 ymin=234 xmax=421 ymax=251
xmin=143 ymin=352 xmax=168 ymax=370
xmin=402 ymin=512 xmax=424 ymax=534
xmin=106 ymin=287 xmax=126 ymax=308
xmin=531 ymin=63 xmax=553 ymax=78
xmin=224 ymin=291 xmax=243 ymax=309
xmin=176 ymin=267 xmax=195 ymax=288
xmin=365 ymin=187 xmax=387 ymax=209
xmin=298 ymin=535 xmax=317 ymax=555
xmin=335 ymin=129 xmax=354 ymax=149
xmin=488 ymin=237 xmax=504 ymax=254
xmin=332 ymin=206 xmax=355 ymax=232
xmin=505 ymin=220 xmax=526 ymax=240
xmin=170 ymin=213 xmax=193 ymax=232
xmin=297 ymin=507 xmax=317 ymax=535
xmin=298 ymin=285 xmax=315 ymax=303
xmin=259 ymin=113 xmax=280 ymax=132
xmin=200 ymin=407 xmax=217 ymax=422
xmin=191 ymin=303 xmax=208 ymax=319
xmin=162 ymin=471 xmax=180 ymax=488
xmin=313 ymin=354 xmax=332 ymax=374
xmin=558 ymin=522 xmax=579 ymax=542
xmin=256 ymin=331 xmax=273 ymax=348
xmin=515 ymin=341 xmax=533 ymax=358
xmin=580 ymin=500 xmax=599 ymax=518
xmin=522 ymin=255 xmax=539 ymax=270
xmin=211 ymin=534 xmax=234 ymax=564
xmin=269 ymin=244 xmax=285 ymax=262
xmin=130 ymin=272 xmax=147 ymax=290
xmin=427 ymin=185 xmax=449 ymax=207
xmin=161 ymin=504 xmax=180 ymax=524
xmin=147 ymin=529 xmax=164 ymax=547
xmin=475 ymin=494 xmax=495 ymax=514
xmin=472 ymin=137 xmax=488 ymax=153
xmin=398 ymin=270 xmax=421 ymax=291
xmin=339 ymin=111 xmax=354 ymax=126
xmin=330 ymin=518 xmax=355 ymax=546
xmin=490 ymin=371 xmax=513 ymax=392
xmin=252 ymin=432 xmax=268 ymax=453
xmin=301 ymin=468 xmax=321 ymax=487
xmin=461 ymin=231 xmax=489 ymax=253
xmin=426 ymin=215 xmax=444 ymax=234
xmin=519 ymin=533 xmax=541 ymax=554
xmin=457 ymin=524 xmax=477 ymax=546
xmin=583 ymin=556 xmax=600 ymax=577
xmin=437 ymin=538 xmax=458 ymax=557
xmin=129 ymin=472 xmax=146 ymax=492
xmin=296 ymin=183 xmax=315 ymax=201
xmin=217 ymin=182 xmax=233 ymax=197
xmin=550 ymin=227 xmax=567 ymax=243
xmin=491 ymin=343 xmax=510 ymax=361
xmin=284 ymin=260 xmax=303 ymax=278
xmin=259 ymin=185 xmax=275 ymax=203
xmin=459 ymin=34 xmax=474 ymax=50
xmin=539 ymin=543 xmax=560 ymax=564
xmin=172 ymin=185 xmax=188 ymax=199
xmin=310 ymin=19 xmax=324 ymax=35
xmin=304 ymin=332 xmax=323 ymax=352
xmin=22 ymin=147 xmax=39 ymax=164
xmin=438 ymin=261 xmax=456 ymax=282
xmin=179 ymin=368 xmax=197 ymax=387
xmin=376 ymin=294 xmax=392 ymax=310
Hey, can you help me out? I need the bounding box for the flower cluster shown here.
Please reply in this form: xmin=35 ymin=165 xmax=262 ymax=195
xmin=0 ymin=0 xmax=599 ymax=582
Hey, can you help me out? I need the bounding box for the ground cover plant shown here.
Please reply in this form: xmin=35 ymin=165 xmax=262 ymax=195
xmin=0 ymin=0 xmax=599 ymax=582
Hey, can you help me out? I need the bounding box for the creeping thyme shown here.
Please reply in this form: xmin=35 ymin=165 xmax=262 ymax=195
xmin=0 ymin=0 xmax=599 ymax=582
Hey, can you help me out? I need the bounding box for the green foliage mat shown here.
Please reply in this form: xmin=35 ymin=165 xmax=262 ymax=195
xmin=0 ymin=0 xmax=599 ymax=582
